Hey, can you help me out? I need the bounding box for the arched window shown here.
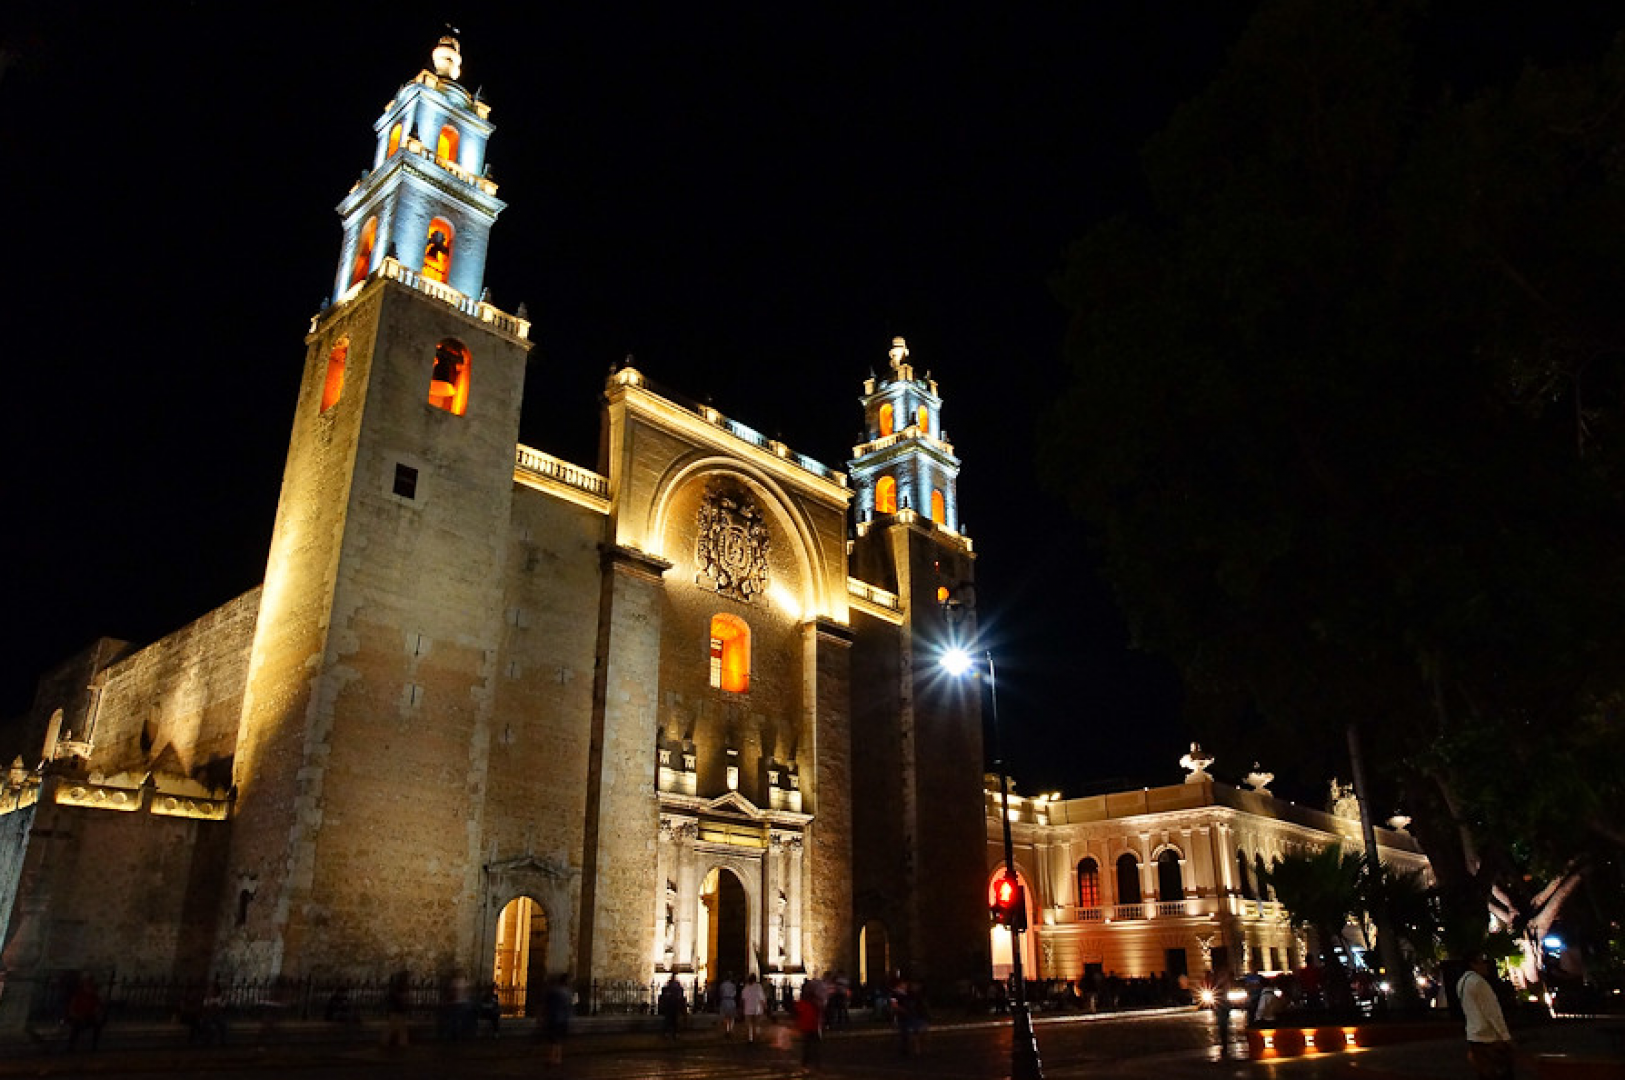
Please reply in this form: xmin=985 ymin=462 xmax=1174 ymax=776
xmin=1116 ymin=853 xmax=1141 ymax=905
xmin=709 ymin=613 xmax=750 ymax=692
xmin=422 ymin=217 xmax=455 ymax=283
xmin=878 ymin=403 xmax=895 ymax=437
xmin=917 ymin=405 xmax=930 ymax=433
xmin=874 ymin=476 xmax=897 ymax=515
xmin=437 ymin=123 xmax=460 ymax=163
xmin=1236 ymin=849 xmax=1254 ymax=900
xmin=1157 ymin=849 xmax=1184 ymax=901
xmin=428 ymin=338 xmax=471 ymax=415
xmin=387 ymin=121 xmax=403 ymax=157
xmin=1077 ymin=857 xmax=1100 ymax=908
xmin=349 ymin=216 xmax=377 ymax=287
xmin=1255 ymin=854 xmax=1271 ymax=900
xmin=321 ymin=338 xmax=348 ymax=413
xmin=930 ymin=489 xmax=946 ymax=524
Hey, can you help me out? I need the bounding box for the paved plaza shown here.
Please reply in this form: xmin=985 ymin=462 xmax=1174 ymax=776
xmin=0 ymin=1007 xmax=1618 ymax=1080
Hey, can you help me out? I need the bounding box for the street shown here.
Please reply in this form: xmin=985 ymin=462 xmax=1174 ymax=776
xmin=0 ymin=1008 xmax=1258 ymax=1080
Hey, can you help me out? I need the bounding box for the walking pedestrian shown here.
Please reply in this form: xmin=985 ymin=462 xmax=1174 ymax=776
xmin=718 ymin=973 xmax=738 ymax=1037
xmin=741 ymin=972 xmax=767 ymax=1043
xmin=1458 ymin=952 xmax=1514 ymax=1080
xmin=542 ymin=974 xmax=573 ymax=1066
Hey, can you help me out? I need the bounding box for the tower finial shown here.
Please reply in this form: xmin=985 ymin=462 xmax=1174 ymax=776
xmin=432 ymin=30 xmax=463 ymax=80
xmin=888 ymin=336 xmax=908 ymax=369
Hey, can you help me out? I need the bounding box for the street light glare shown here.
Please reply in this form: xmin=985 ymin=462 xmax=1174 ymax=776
xmin=941 ymin=647 xmax=973 ymax=676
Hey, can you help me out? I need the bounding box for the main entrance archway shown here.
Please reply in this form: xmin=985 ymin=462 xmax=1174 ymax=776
xmin=697 ymin=867 xmax=749 ymax=985
xmin=492 ymin=896 xmax=548 ymax=1016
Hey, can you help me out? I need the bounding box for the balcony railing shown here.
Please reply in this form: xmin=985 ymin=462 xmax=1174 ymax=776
xmin=1111 ymin=903 xmax=1145 ymax=921
xmin=1077 ymin=906 xmax=1104 ymax=923
xmin=852 ymin=426 xmax=956 ymax=459
xmin=847 ymin=578 xmax=902 ymax=612
xmin=515 ymin=445 xmax=609 ymax=500
xmin=1155 ymin=900 xmax=1193 ymax=918
xmin=373 ymin=257 xmax=530 ymax=339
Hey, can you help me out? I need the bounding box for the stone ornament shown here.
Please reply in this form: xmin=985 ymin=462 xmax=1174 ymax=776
xmin=1179 ymin=742 xmax=1214 ymax=783
xmin=695 ymin=481 xmax=770 ymax=602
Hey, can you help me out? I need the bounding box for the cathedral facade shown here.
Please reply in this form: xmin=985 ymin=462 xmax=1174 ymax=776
xmin=0 ymin=38 xmax=987 ymax=1019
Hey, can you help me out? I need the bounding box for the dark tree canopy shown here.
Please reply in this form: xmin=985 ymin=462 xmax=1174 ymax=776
xmin=1044 ymin=0 xmax=1625 ymax=923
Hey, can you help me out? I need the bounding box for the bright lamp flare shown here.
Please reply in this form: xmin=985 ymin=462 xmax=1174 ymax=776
xmin=941 ymin=647 xmax=973 ymax=676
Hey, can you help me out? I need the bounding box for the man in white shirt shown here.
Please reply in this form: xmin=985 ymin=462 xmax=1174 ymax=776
xmin=1458 ymin=953 xmax=1514 ymax=1080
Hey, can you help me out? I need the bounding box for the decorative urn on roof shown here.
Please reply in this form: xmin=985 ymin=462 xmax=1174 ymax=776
xmin=1179 ymin=742 xmax=1215 ymax=784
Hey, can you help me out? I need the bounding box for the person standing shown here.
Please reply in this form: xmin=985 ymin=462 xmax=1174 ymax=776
xmin=1458 ymin=953 xmax=1514 ymax=1080
xmin=658 ymin=974 xmax=687 ymax=1040
xmin=1208 ymin=966 xmax=1234 ymax=1060
xmin=740 ymin=973 xmax=767 ymax=1043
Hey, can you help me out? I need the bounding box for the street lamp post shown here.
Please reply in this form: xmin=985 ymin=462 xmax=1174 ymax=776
xmin=941 ymin=595 xmax=1043 ymax=1080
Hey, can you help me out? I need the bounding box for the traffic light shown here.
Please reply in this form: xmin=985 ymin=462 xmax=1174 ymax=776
xmin=990 ymin=873 xmax=1026 ymax=930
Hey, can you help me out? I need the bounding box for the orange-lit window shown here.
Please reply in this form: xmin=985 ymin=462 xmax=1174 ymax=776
xmin=387 ymin=121 xmax=403 ymax=157
xmin=349 ymin=216 xmax=377 ymax=287
xmin=321 ymin=338 xmax=348 ymax=413
xmin=1077 ymin=858 xmax=1101 ymax=908
xmin=875 ymin=476 xmax=897 ymax=514
xmin=930 ymin=489 xmax=946 ymax=524
xmin=878 ymin=403 xmax=895 ymax=437
xmin=437 ymin=124 xmax=460 ymax=163
xmin=422 ymin=217 xmax=454 ymax=283
xmin=917 ymin=405 xmax=929 ymax=433
xmin=709 ymin=614 xmax=750 ymax=693
xmin=936 ymin=586 xmax=949 ymax=604
xmin=428 ymin=338 xmax=471 ymax=416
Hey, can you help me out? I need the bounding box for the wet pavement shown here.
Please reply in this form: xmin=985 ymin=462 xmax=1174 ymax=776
xmin=0 ymin=1006 xmax=1616 ymax=1080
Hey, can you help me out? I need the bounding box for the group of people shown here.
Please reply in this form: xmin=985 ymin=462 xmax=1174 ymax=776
xmin=654 ymin=969 xmax=930 ymax=1067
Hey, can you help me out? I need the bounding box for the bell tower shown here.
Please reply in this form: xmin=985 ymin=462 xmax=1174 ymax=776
xmin=849 ymin=337 xmax=962 ymax=529
xmin=221 ymin=36 xmax=533 ymax=977
xmin=847 ymin=336 xmax=988 ymax=987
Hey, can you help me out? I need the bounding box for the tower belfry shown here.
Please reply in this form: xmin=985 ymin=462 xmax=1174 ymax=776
xmin=333 ymin=34 xmax=506 ymax=305
xmin=848 ymin=336 xmax=962 ymax=530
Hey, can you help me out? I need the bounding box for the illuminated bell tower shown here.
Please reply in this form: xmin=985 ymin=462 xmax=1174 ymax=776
xmin=848 ymin=337 xmax=962 ymax=529
xmin=223 ymin=36 xmax=532 ymax=978
xmin=847 ymin=336 xmax=987 ymax=988
xmin=332 ymin=35 xmax=504 ymax=305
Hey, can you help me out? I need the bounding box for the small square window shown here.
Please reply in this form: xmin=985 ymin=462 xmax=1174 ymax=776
xmin=393 ymin=463 xmax=419 ymax=499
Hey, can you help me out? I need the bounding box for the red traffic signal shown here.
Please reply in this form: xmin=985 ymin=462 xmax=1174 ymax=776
xmin=990 ymin=874 xmax=1025 ymax=930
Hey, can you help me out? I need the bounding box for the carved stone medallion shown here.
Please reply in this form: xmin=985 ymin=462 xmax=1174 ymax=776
xmin=695 ymin=481 xmax=770 ymax=602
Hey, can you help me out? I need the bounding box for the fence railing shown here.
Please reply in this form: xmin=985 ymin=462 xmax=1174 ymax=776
xmin=24 ymin=972 xmax=817 ymax=1025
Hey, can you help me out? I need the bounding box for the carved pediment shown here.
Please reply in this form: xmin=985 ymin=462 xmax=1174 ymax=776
xmin=485 ymin=853 xmax=575 ymax=881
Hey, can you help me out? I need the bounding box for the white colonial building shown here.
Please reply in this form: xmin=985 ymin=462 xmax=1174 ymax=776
xmin=984 ymin=749 xmax=1430 ymax=983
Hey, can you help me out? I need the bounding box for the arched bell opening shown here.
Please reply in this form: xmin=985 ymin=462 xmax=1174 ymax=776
xmin=349 ymin=216 xmax=377 ymax=287
xmin=422 ymin=217 xmax=455 ymax=283
xmin=428 ymin=338 xmax=471 ymax=415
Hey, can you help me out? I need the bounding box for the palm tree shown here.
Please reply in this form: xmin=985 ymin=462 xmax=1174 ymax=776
xmin=1262 ymin=846 xmax=1364 ymax=1011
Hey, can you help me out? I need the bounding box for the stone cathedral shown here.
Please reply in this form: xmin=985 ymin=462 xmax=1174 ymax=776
xmin=0 ymin=38 xmax=988 ymax=1018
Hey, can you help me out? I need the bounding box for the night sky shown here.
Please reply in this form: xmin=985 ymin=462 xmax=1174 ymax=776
xmin=3 ymin=3 xmax=1615 ymax=798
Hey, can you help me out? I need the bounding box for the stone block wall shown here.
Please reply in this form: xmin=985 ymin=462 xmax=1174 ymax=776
xmin=91 ymin=590 xmax=260 ymax=782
